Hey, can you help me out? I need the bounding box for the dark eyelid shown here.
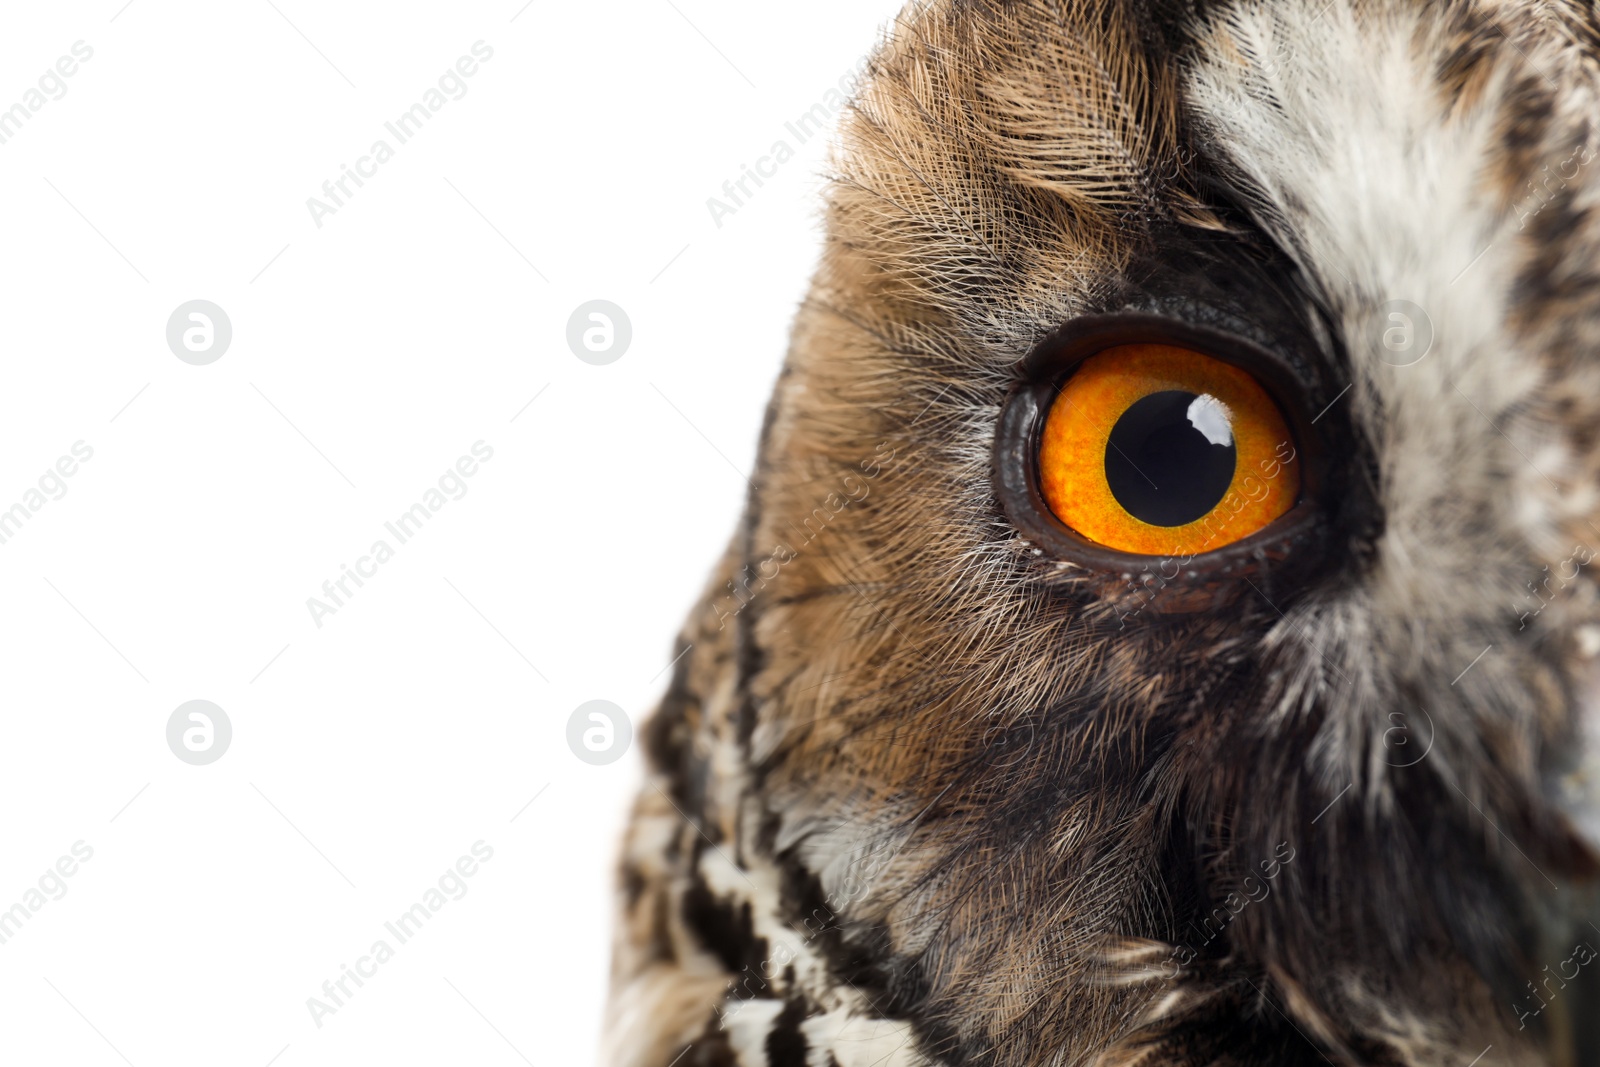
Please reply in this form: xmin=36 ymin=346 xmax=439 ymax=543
xmin=1023 ymin=313 xmax=1307 ymax=395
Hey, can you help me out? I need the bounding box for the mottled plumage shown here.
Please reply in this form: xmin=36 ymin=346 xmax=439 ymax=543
xmin=608 ymin=2 xmax=1600 ymax=1064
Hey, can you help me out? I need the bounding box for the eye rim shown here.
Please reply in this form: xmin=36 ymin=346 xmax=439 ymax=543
xmin=995 ymin=313 xmax=1328 ymax=608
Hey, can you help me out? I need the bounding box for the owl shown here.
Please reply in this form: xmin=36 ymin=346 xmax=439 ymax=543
xmin=605 ymin=1 xmax=1600 ymax=1064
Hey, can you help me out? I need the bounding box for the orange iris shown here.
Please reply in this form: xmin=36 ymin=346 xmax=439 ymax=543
xmin=1038 ymin=344 xmax=1300 ymax=556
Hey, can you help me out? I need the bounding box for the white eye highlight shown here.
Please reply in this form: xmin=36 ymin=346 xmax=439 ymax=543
xmin=1186 ymin=393 xmax=1234 ymax=448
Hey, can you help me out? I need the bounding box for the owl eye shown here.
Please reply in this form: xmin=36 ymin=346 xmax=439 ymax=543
xmin=1038 ymin=344 xmax=1300 ymax=556
xmin=993 ymin=314 xmax=1329 ymax=605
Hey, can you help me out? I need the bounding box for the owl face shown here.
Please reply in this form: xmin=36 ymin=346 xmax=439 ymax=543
xmin=611 ymin=2 xmax=1600 ymax=1065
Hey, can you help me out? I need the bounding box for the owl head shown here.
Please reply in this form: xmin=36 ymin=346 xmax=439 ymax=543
xmin=613 ymin=2 xmax=1600 ymax=1065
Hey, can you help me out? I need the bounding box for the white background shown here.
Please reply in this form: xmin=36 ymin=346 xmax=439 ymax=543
xmin=0 ymin=1 xmax=904 ymax=1064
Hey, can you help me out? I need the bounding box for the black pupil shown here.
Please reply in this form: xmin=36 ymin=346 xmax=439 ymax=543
xmin=1104 ymin=390 xmax=1236 ymax=527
